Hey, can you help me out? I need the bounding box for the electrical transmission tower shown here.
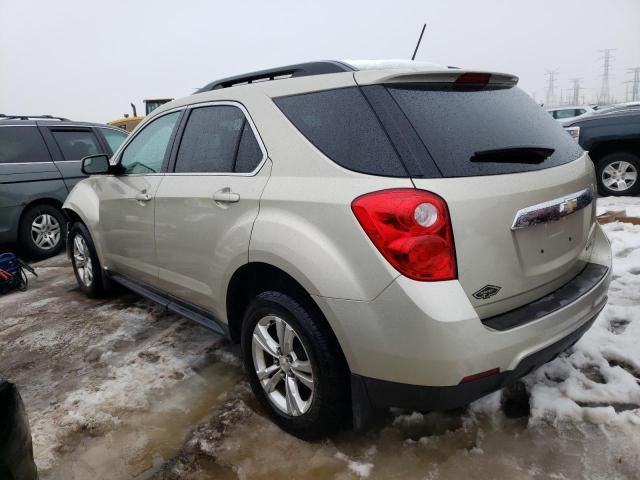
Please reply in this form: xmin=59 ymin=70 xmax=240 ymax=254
xmin=626 ymin=67 xmax=640 ymax=102
xmin=545 ymin=70 xmax=558 ymax=107
xmin=569 ymin=78 xmax=583 ymax=105
xmin=598 ymin=49 xmax=616 ymax=105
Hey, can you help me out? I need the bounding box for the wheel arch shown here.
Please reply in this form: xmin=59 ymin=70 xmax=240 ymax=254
xmin=225 ymin=262 xmax=346 ymax=360
xmin=18 ymin=197 xmax=64 ymax=227
xmin=588 ymin=139 xmax=640 ymax=163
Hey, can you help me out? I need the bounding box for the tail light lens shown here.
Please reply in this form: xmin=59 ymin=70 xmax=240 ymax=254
xmin=351 ymin=189 xmax=457 ymax=281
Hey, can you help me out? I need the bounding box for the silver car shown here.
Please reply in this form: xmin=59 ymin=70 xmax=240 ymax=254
xmin=63 ymin=60 xmax=612 ymax=439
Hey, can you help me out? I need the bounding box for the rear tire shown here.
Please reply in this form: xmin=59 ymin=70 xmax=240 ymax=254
xmin=69 ymin=222 xmax=105 ymax=298
xmin=19 ymin=204 xmax=66 ymax=258
xmin=241 ymin=291 xmax=350 ymax=439
xmin=596 ymin=152 xmax=640 ymax=197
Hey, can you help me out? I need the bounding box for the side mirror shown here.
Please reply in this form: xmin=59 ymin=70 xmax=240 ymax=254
xmin=81 ymin=154 xmax=111 ymax=175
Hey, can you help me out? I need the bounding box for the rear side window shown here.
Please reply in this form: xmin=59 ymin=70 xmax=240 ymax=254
xmin=388 ymin=85 xmax=583 ymax=177
xmin=235 ymin=121 xmax=263 ymax=173
xmin=275 ymin=88 xmax=407 ymax=176
xmin=99 ymin=127 xmax=128 ymax=153
xmin=175 ymin=105 xmax=263 ymax=174
xmin=51 ymin=130 xmax=101 ymax=160
xmin=0 ymin=126 xmax=50 ymax=164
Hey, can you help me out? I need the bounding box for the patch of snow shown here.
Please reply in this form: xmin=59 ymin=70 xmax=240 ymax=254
xmin=597 ymin=195 xmax=640 ymax=217
xmin=26 ymin=297 xmax=58 ymax=309
xmin=342 ymin=59 xmax=443 ymax=71
xmin=335 ymin=452 xmax=374 ymax=478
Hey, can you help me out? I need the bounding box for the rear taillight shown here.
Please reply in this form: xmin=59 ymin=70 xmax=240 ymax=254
xmin=351 ymin=189 xmax=457 ymax=281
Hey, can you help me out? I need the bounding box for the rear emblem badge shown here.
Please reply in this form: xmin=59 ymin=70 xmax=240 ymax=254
xmin=473 ymin=285 xmax=502 ymax=300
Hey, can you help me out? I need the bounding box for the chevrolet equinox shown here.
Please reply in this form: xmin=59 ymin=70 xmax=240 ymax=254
xmin=63 ymin=60 xmax=612 ymax=439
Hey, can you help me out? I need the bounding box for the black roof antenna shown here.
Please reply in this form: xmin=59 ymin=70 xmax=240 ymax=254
xmin=411 ymin=24 xmax=427 ymax=61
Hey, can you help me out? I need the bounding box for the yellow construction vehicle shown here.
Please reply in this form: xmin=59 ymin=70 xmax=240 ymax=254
xmin=108 ymin=98 xmax=174 ymax=132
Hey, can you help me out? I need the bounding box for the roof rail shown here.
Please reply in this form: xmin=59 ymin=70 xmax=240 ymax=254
xmin=0 ymin=114 xmax=70 ymax=121
xmin=196 ymin=60 xmax=355 ymax=93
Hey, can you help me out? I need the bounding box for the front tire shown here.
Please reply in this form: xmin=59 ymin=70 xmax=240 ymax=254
xmin=241 ymin=291 xmax=350 ymax=439
xmin=70 ymin=223 xmax=105 ymax=297
xmin=19 ymin=204 xmax=66 ymax=258
xmin=596 ymin=152 xmax=640 ymax=196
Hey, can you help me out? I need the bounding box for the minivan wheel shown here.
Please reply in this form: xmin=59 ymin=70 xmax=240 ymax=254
xmin=19 ymin=205 xmax=66 ymax=258
xmin=70 ymin=223 xmax=105 ymax=297
xmin=596 ymin=152 xmax=640 ymax=196
xmin=241 ymin=291 xmax=350 ymax=439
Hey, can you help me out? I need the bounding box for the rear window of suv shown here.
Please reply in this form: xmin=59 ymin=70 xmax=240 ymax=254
xmin=387 ymin=85 xmax=583 ymax=177
xmin=276 ymin=85 xmax=582 ymax=179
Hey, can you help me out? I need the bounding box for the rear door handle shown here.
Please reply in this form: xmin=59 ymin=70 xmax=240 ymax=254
xmin=135 ymin=193 xmax=153 ymax=202
xmin=212 ymin=188 xmax=240 ymax=203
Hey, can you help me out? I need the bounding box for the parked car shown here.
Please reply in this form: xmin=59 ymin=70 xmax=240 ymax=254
xmin=564 ymin=108 xmax=640 ymax=196
xmin=0 ymin=115 xmax=127 ymax=257
xmin=546 ymin=105 xmax=595 ymax=123
xmin=63 ymin=60 xmax=612 ymax=439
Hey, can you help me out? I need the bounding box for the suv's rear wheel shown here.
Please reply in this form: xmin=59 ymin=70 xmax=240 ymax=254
xmin=241 ymin=291 xmax=349 ymax=439
xmin=19 ymin=204 xmax=66 ymax=258
xmin=596 ymin=152 xmax=640 ymax=196
xmin=70 ymin=223 xmax=105 ymax=297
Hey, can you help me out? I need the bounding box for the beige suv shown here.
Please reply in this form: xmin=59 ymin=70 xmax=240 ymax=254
xmin=63 ymin=60 xmax=612 ymax=438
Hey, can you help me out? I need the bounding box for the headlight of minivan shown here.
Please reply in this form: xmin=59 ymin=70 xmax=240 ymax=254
xmin=565 ymin=126 xmax=580 ymax=140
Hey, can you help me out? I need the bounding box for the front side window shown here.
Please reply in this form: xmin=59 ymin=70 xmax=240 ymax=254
xmin=120 ymin=111 xmax=180 ymax=174
xmin=99 ymin=127 xmax=128 ymax=153
xmin=51 ymin=130 xmax=101 ymax=160
xmin=0 ymin=126 xmax=51 ymax=164
xmin=174 ymin=105 xmax=263 ymax=174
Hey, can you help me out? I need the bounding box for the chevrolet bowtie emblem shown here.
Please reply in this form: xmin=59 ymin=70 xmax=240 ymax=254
xmin=560 ymin=198 xmax=578 ymax=214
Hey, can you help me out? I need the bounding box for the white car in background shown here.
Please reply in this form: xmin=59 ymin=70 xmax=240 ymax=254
xmin=547 ymin=105 xmax=595 ymax=123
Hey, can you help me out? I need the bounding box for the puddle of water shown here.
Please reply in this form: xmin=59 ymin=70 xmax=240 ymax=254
xmin=202 ymin=404 xmax=640 ymax=480
xmin=45 ymin=362 xmax=240 ymax=480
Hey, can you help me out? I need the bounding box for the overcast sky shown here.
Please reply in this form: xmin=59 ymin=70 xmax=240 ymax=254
xmin=1 ymin=0 xmax=639 ymax=123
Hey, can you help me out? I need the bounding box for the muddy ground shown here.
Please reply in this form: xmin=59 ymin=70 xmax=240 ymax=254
xmin=1 ymin=215 xmax=640 ymax=479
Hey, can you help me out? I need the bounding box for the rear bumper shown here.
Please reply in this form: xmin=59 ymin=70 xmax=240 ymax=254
xmin=352 ymin=306 xmax=600 ymax=411
xmin=314 ymin=222 xmax=612 ymax=391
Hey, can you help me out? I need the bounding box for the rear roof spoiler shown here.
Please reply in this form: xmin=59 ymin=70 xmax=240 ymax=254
xmin=354 ymin=70 xmax=519 ymax=87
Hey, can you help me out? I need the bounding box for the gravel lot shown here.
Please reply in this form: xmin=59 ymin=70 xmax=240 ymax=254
xmin=1 ymin=198 xmax=640 ymax=479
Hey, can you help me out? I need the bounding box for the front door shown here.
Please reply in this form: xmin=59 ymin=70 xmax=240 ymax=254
xmin=98 ymin=110 xmax=182 ymax=286
xmin=154 ymin=103 xmax=269 ymax=318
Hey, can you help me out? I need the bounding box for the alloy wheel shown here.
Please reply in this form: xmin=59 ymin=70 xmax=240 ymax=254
xmin=251 ymin=315 xmax=314 ymax=416
xmin=73 ymin=235 xmax=93 ymax=287
xmin=602 ymin=160 xmax=638 ymax=192
xmin=30 ymin=214 xmax=61 ymax=250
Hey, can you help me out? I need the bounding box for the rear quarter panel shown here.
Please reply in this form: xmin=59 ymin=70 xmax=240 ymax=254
xmin=241 ymin=86 xmax=412 ymax=301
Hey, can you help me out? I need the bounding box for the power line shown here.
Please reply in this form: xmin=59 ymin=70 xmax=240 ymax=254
xmin=569 ymin=78 xmax=583 ymax=105
xmin=598 ymin=48 xmax=616 ymax=105
xmin=545 ymin=70 xmax=559 ymax=107
xmin=626 ymin=67 xmax=640 ymax=102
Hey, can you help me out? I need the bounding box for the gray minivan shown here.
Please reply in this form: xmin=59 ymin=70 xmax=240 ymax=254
xmin=0 ymin=115 xmax=127 ymax=257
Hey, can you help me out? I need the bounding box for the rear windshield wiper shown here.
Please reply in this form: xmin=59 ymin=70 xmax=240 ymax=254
xmin=470 ymin=147 xmax=555 ymax=164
